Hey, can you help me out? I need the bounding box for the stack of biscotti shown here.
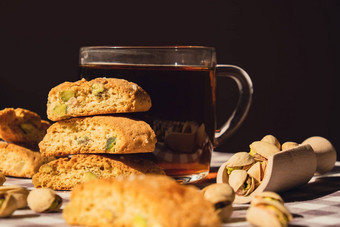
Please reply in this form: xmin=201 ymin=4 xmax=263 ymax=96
xmin=0 ymin=108 xmax=53 ymax=178
xmin=33 ymin=78 xmax=165 ymax=190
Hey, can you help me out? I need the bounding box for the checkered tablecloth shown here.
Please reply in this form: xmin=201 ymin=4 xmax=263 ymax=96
xmin=1 ymin=151 xmax=340 ymax=227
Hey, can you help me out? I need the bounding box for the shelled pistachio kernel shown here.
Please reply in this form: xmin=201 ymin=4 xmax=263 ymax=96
xmin=52 ymin=104 xmax=67 ymax=117
xmin=20 ymin=123 xmax=35 ymax=134
xmin=60 ymin=90 xmax=75 ymax=102
xmin=91 ymin=82 xmax=105 ymax=96
xmin=84 ymin=172 xmax=98 ymax=182
xmin=27 ymin=188 xmax=62 ymax=213
xmin=105 ymin=137 xmax=116 ymax=151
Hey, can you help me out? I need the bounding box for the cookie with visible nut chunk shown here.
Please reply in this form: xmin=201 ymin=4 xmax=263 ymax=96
xmin=0 ymin=142 xmax=55 ymax=178
xmin=46 ymin=78 xmax=152 ymax=121
xmin=32 ymin=154 xmax=165 ymax=190
xmin=0 ymin=108 xmax=50 ymax=148
xmin=39 ymin=116 xmax=157 ymax=157
xmin=63 ymin=175 xmax=221 ymax=227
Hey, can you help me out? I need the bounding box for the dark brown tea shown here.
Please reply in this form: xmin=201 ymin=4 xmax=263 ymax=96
xmin=79 ymin=64 xmax=216 ymax=182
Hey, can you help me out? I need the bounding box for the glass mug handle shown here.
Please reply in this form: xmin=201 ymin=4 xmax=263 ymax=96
xmin=214 ymin=64 xmax=253 ymax=145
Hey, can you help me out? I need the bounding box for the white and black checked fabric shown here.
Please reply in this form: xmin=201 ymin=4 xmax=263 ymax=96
xmin=1 ymin=152 xmax=340 ymax=226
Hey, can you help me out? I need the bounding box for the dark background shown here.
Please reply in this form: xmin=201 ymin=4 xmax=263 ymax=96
xmin=1 ymin=1 xmax=339 ymax=159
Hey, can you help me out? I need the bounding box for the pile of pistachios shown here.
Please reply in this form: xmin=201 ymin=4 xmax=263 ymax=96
xmin=221 ymin=135 xmax=299 ymax=197
xmin=0 ymin=186 xmax=62 ymax=218
xmin=246 ymin=191 xmax=292 ymax=227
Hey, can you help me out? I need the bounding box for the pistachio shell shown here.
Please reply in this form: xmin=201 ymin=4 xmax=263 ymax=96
xmin=261 ymin=135 xmax=281 ymax=150
xmin=202 ymin=183 xmax=235 ymax=204
xmin=281 ymin=142 xmax=299 ymax=151
xmin=249 ymin=141 xmax=280 ymax=160
xmin=244 ymin=177 xmax=256 ymax=196
xmin=229 ymin=170 xmax=248 ymax=193
xmin=226 ymin=152 xmax=256 ymax=168
xmin=218 ymin=205 xmax=233 ymax=223
xmin=202 ymin=183 xmax=235 ymax=222
xmin=0 ymin=193 xmax=17 ymax=217
xmin=0 ymin=185 xmax=29 ymax=209
xmin=246 ymin=205 xmax=287 ymax=227
xmin=252 ymin=198 xmax=293 ymax=222
xmin=27 ymin=188 xmax=61 ymax=213
xmin=251 ymin=191 xmax=284 ymax=205
xmin=247 ymin=162 xmax=262 ymax=183
xmin=261 ymin=161 xmax=268 ymax=181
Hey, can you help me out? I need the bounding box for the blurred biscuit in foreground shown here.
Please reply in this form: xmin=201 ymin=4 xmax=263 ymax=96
xmin=63 ymin=175 xmax=220 ymax=227
xmin=0 ymin=108 xmax=50 ymax=148
xmin=0 ymin=142 xmax=54 ymax=178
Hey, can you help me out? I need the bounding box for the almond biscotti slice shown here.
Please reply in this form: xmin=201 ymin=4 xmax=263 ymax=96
xmin=0 ymin=108 xmax=50 ymax=148
xmin=63 ymin=175 xmax=221 ymax=227
xmin=47 ymin=78 xmax=152 ymax=121
xmin=39 ymin=116 xmax=157 ymax=157
xmin=0 ymin=142 xmax=54 ymax=178
xmin=32 ymin=154 xmax=165 ymax=190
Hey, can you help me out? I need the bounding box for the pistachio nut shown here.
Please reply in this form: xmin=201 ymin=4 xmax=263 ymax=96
xmin=0 ymin=172 xmax=5 ymax=186
xmin=229 ymin=170 xmax=255 ymax=196
xmin=0 ymin=193 xmax=17 ymax=218
xmin=249 ymin=141 xmax=280 ymax=161
xmin=105 ymin=137 xmax=116 ymax=151
xmin=225 ymin=152 xmax=256 ymax=174
xmin=246 ymin=193 xmax=292 ymax=227
xmin=0 ymin=185 xmax=29 ymax=209
xmin=91 ymin=82 xmax=105 ymax=96
xmin=202 ymin=183 xmax=235 ymax=222
xmin=251 ymin=191 xmax=284 ymax=205
xmin=60 ymin=90 xmax=75 ymax=102
xmin=247 ymin=162 xmax=263 ymax=183
xmin=281 ymin=142 xmax=299 ymax=151
xmin=27 ymin=188 xmax=62 ymax=213
xmin=261 ymin=135 xmax=281 ymax=150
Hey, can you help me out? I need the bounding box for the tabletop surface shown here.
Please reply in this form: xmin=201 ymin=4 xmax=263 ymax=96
xmin=2 ymin=151 xmax=340 ymax=227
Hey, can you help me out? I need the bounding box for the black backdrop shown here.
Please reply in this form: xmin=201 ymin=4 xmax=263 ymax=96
xmin=1 ymin=1 xmax=339 ymax=159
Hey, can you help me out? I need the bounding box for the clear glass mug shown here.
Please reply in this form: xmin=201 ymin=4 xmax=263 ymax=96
xmin=79 ymin=46 xmax=253 ymax=183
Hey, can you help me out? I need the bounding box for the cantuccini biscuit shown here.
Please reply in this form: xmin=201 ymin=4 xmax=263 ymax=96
xmin=0 ymin=142 xmax=54 ymax=178
xmin=46 ymin=78 xmax=152 ymax=121
xmin=63 ymin=175 xmax=221 ymax=227
xmin=0 ymin=108 xmax=50 ymax=148
xmin=39 ymin=116 xmax=157 ymax=157
xmin=32 ymin=154 xmax=165 ymax=190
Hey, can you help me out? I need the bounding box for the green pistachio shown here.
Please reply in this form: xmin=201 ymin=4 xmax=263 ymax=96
xmin=20 ymin=123 xmax=36 ymax=134
xmin=76 ymin=135 xmax=89 ymax=145
xmin=84 ymin=172 xmax=98 ymax=182
xmin=105 ymin=137 xmax=116 ymax=151
xmin=91 ymin=82 xmax=105 ymax=96
xmin=60 ymin=90 xmax=75 ymax=102
xmin=52 ymin=104 xmax=67 ymax=117
xmin=133 ymin=215 xmax=148 ymax=227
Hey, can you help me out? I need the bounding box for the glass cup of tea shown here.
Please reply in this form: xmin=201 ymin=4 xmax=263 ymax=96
xmin=79 ymin=46 xmax=253 ymax=183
